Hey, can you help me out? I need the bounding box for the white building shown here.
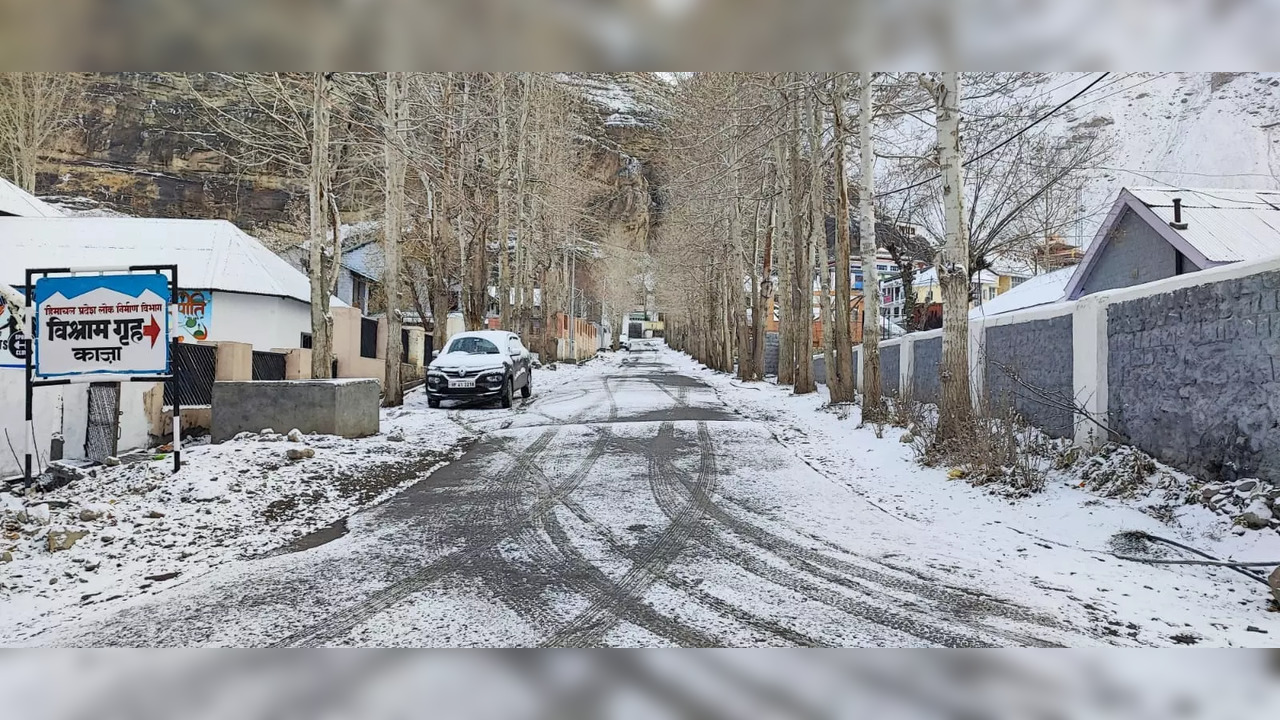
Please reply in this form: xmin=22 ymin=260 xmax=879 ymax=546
xmin=0 ymin=185 xmax=341 ymax=478
xmin=1 ymin=217 xmax=323 ymax=351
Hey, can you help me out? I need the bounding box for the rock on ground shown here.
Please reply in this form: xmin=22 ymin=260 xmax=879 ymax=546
xmin=47 ymin=528 xmax=89 ymax=552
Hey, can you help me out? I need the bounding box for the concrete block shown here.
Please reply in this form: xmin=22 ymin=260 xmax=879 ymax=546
xmin=406 ymin=327 xmax=426 ymax=367
xmin=273 ymin=348 xmax=312 ymax=380
xmin=212 ymin=379 xmax=380 ymax=442
xmin=214 ymin=341 xmax=253 ymax=381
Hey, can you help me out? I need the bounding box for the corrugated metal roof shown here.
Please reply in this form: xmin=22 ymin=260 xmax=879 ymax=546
xmin=1128 ymin=187 xmax=1280 ymax=263
xmin=969 ymin=266 xmax=1076 ymax=318
xmin=0 ymin=217 xmax=340 ymax=306
xmin=0 ymin=177 xmax=64 ymax=217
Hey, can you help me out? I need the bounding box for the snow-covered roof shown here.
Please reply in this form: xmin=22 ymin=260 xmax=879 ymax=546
xmin=1066 ymin=186 xmax=1280 ymax=300
xmin=1126 ymin=187 xmax=1280 ymax=263
xmin=0 ymin=217 xmax=332 ymax=305
xmin=913 ymin=267 xmax=1001 ymax=287
xmin=969 ymin=266 xmax=1076 ymax=319
xmin=342 ymin=240 xmax=384 ymax=282
xmin=0 ymin=177 xmax=64 ymax=218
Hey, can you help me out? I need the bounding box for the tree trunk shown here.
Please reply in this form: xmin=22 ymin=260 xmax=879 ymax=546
xmin=496 ymin=73 xmax=512 ymax=331
xmin=808 ymin=84 xmax=835 ymax=390
xmin=751 ymin=195 xmax=774 ymax=382
xmin=382 ymin=71 xmax=407 ymax=406
xmin=828 ymin=74 xmax=856 ymax=403
xmin=775 ymin=135 xmax=795 ymax=385
xmin=858 ymin=72 xmax=882 ymax=418
xmin=308 ymin=72 xmax=335 ymax=379
xmin=934 ymin=72 xmax=974 ymax=439
xmin=791 ymin=83 xmax=816 ymax=395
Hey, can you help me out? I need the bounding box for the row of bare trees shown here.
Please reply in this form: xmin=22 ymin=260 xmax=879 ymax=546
xmin=183 ymin=72 xmax=607 ymax=405
xmin=656 ymin=72 xmax=1110 ymax=442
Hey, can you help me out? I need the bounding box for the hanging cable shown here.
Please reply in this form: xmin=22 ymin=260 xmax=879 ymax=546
xmin=878 ymin=72 xmax=1113 ymax=198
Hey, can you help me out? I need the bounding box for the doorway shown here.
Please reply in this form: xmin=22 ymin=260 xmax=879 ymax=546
xmin=85 ymin=382 xmax=120 ymax=463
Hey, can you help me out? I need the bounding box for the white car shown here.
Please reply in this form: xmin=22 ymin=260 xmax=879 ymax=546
xmin=426 ymin=331 xmax=532 ymax=408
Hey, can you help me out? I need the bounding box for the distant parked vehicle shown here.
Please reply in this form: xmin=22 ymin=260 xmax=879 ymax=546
xmin=426 ymin=331 xmax=532 ymax=409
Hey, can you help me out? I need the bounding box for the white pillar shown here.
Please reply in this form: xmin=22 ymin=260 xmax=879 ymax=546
xmin=969 ymin=318 xmax=985 ymax=411
xmin=899 ymin=337 xmax=914 ymax=398
xmin=1072 ymin=295 xmax=1109 ymax=448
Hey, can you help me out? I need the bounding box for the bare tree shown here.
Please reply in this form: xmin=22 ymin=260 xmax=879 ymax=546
xmin=927 ymin=72 xmax=974 ymax=439
xmin=184 ymin=72 xmax=347 ymax=378
xmin=857 ymin=72 xmax=882 ymax=418
xmin=827 ymin=73 xmax=856 ymax=404
xmin=382 ymin=71 xmax=407 ymax=405
xmin=0 ymin=72 xmax=82 ymax=192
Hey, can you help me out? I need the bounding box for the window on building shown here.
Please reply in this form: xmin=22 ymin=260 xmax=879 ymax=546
xmin=1175 ymin=251 xmax=1188 ymax=275
xmin=352 ymin=275 xmax=370 ymax=313
xmin=300 ymin=332 xmax=313 ymax=349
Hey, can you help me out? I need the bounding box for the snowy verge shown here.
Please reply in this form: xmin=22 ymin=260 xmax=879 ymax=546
xmin=0 ymin=353 xmax=618 ymax=645
xmin=664 ymin=346 xmax=1280 ymax=646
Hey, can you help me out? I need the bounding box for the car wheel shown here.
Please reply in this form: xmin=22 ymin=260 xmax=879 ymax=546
xmin=520 ymin=371 xmax=532 ymax=399
xmin=428 ymin=397 xmax=440 ymax=409
xmin=500 ymin=378 xmax=513 ymax=409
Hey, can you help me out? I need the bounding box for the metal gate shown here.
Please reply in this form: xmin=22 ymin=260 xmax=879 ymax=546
xmin=165 ymin=342 xmax=217 ymax=406
xmin=85 ymin=382 xmax=120 ymax=463
xmin=252 ymin=350 xmax=286 ymax=381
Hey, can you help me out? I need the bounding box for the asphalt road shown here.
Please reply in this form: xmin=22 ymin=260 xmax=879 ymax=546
xmin=50 ymin=347 xmax=1072 ymax=647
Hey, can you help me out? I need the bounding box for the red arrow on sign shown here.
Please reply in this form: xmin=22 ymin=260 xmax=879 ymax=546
xmin=144 ymin=315 xmax=162 ymax=348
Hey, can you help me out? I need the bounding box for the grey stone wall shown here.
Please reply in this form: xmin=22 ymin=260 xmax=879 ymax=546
xmin=1107 ymin=271 xmax=1280 ymax=483
xmin=764 ymin=332 xmax=779 ymax=376
xmin=984 ymin=315 xmax=1075 ymax=438
xmin=212 ymin=379 xmax=380 ymax=442
xmin=911 ymin=336 xmax=941 ymax=402
xmin=880 ymin=344 xmax=899 ymax=397
xmin=1078 ymin=208 xmax=1200 ymax=297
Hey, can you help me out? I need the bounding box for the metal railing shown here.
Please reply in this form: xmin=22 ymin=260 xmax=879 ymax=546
xmin=164 ymin=342 xmax=217 ymax=406
xmin=252 ymin=350 xmax=287 ymax=381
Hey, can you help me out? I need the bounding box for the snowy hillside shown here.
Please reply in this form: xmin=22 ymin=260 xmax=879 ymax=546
xmin=1041 ymin=72 xmax=1280 ymax=242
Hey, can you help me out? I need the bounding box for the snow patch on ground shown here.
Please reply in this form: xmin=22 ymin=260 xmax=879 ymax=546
xmin=0 ymin=387 xmax=470 ymax=644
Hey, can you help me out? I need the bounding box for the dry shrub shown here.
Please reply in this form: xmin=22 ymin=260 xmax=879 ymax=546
xmin=911 ymin=401 xmax=1057 ymax=497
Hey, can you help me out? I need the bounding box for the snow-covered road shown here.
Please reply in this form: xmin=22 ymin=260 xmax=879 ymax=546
xmin=20 ymin=345 xmax=1279 ymax=646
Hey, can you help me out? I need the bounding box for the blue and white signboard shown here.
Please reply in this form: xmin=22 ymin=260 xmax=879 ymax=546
xmin=33 ymin=274 xmax=170 ymax=378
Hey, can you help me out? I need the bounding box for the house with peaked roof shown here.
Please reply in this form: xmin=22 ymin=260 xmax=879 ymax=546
xmin=1065 ymin=187 xmax=1280 ymax=300
xmin=1 ymin=216 xmax=339 ymax=352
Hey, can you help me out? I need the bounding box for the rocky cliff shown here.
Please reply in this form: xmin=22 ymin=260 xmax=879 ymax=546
xmin=33 ymin=72 xmax=670 ymax=254
xmin=37 ymin=73 xmax=300 ymax=238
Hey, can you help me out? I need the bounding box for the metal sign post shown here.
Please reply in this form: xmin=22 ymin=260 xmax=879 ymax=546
xmin=22 ymin=264 xmax=181 ymax=485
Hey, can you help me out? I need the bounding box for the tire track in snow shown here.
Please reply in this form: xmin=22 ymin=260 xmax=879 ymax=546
xmin=486 ymin=427 xmax=718 ymax=647
xmin=544 ymin=421 xmax=721 ymax=648
xmin=612 ymin=426 xmax=1058 ymax=647
xmin=270 ymin=424 xmax=570 ymax=647
xmin=483 ymin=422 xmax=822 ymax=647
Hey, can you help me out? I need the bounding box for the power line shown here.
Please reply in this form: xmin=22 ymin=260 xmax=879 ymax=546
xmin=878 ymin=72 xmax=1112 ymax=198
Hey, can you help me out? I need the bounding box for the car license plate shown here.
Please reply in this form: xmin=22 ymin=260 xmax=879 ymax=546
xmin=448 ymin=379 xmax=475 ymax=389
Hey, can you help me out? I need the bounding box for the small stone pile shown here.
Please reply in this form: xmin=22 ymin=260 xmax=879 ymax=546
xmin=1197 ymin=478 xmax=1280 ymax=532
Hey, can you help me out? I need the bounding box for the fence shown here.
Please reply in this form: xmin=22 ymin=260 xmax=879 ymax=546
xmin=861 ymin=254 xmax=1280 ymax=485
xmin=252 ymin=350 xmax=287 ymax=381
xmin=164 ymin=342 xmax=217 ymax=406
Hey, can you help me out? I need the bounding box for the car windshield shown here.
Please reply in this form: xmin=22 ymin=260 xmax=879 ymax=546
xmin=446 ymin=337 xmax=501 ymax=355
